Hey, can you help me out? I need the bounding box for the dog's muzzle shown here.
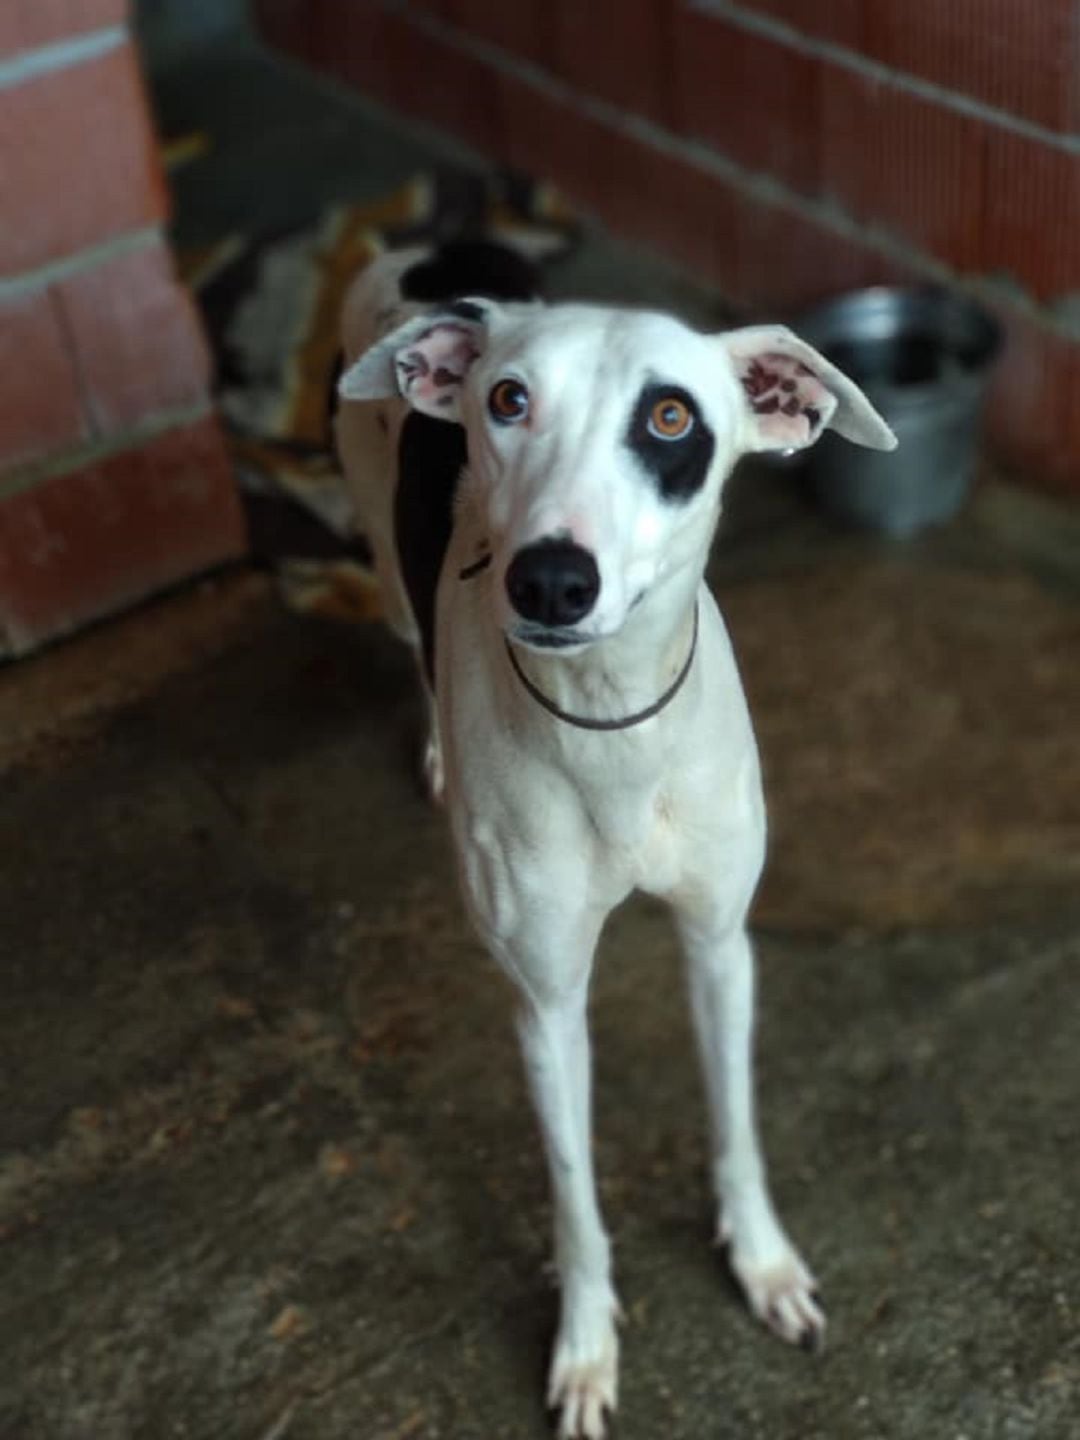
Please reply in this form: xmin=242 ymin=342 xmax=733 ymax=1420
xmin=505 ymin=539 xmax=600 ymax=630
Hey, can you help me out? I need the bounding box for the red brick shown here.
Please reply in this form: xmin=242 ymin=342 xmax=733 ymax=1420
xmin=737 ymin=202 xmax=882 ymax=314
xmin=0 ymin=417 xmax=246 ymax=656
xmin=821 ymin=68 xmax=986 ymax=273
xmin=0 ymin=289 xmax=86 ymax=468
xmin=552 ymin=0 xmax=674 ymax=124
xmin=739 ymin=0 xmax=864 ymax=49
xmin=498 ymin=73 xmax=605 ymax=214
xmin=0 ymin=41 xmax=168 ymax=277
xmin=257 ymin=0 xmax=386 ymax=68
xmin=312 ymin=6 xmax=501 ymax=153
xmin=1064 ymin=345 xmax=1080 ymax=497
xmin=984 ymin=311 xmax=1080 ymax=496
xmin=0 ymin=0 xmax=127 ymax=58
xmin=296 ymin=0 xmax=385 ymax=96
xmin=497 ymin=70 xmax=561 ymax=174
xmin=673 ymin=9 xmax=820 ymax=193
xmin=986 ymin=311 xmax=1059 ymax=448
xmin=54 ymin=240 xmax=213 ymax=435
xmin=499 ymin=66 xmax=873 ymax=310
xmin=251 ymin=0 xmax=310 ymax=56
xmin=577 ymin=123 xmax=744 ymax=291
xmin=631 ymin=152 xmax=747 ymax=297
xmin=447 ymin=0 xmax=553 ymax=68
xmin=983 ymin=134 xmax=1078 ymax=302
xmin=864 ymin=0 xmax=1076 ymax=135
xmin=499 ymin=79 xmax=645 ymax=251
xmin=498 ymin=71 xmax=754 ymax=307
xmin=392 ymin=13 xmax=504 ymax=153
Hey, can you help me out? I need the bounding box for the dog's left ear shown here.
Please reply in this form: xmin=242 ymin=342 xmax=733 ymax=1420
xmin=338 ymin=299 xmax=492 ymax=421
xmin=720 ymin=325 xmax=897 ymax=453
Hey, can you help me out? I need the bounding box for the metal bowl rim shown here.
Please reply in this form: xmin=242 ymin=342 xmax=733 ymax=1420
xmin=795 ymin=285 xmax=1003 ymax=393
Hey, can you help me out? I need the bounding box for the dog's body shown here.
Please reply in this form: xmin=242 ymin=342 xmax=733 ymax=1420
xmin=336 ymin=243 xmax=895 ymax=1438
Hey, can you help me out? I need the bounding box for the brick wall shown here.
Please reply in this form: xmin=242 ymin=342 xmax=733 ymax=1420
xmin=0 ymin=3 xmax=245 ymax=657
xmin=257 ymin=0 xmax=1080 ymax=498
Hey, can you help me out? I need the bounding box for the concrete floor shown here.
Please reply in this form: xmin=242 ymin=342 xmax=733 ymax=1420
xmin=3 ymin=516 xmax=1079 ymax=1440
xmin=4 ymin=16 xmax=1080 ymax=1440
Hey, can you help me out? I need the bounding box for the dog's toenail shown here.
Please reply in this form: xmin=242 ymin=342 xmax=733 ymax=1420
xmin=801 ymin=1326 xmax=825 ymax=1355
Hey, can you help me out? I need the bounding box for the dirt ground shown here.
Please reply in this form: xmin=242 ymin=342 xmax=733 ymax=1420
xmin=3 ymin=468 xmax=1079 ymax=1439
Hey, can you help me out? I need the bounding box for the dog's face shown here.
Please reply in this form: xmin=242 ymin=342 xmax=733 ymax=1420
xmin=341 ymin=301 xmax=895 ymax=652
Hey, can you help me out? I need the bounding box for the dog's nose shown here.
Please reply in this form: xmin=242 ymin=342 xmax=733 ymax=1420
xmin=505 ymin=540 xmax=600 ymax=627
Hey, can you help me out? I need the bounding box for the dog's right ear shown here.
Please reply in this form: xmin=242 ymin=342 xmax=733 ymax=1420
xmin=338 ymin=299 xmax=492 ymax=421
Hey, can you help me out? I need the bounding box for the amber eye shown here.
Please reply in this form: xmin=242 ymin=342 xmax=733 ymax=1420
xmin=488 ymin=378 xmax=530 ymax=424
xmin=647 ymin=396 xmax=694 ymax=440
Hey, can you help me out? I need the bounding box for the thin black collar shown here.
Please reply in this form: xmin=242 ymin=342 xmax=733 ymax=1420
xmin=504 ymin=604 xmax=699 ymax=733
xmin=458 ymin=548 xmax=699 ymax=732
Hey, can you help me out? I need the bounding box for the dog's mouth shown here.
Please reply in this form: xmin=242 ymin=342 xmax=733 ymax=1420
xmin=509 ymin=623 xmax=595 ymax=652
xmin=508 ymin=594 xmax=649 ymax=652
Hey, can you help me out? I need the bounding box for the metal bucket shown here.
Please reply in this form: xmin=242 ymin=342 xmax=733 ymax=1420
xmin=796 ymin=286 xmax=1002 ymax=536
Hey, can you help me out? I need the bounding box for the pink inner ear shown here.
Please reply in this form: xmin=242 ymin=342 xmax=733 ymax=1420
xmin=737 ymin=352 xmax=834 ymax=448
xmin=394 ymin=322 xmax=480 ymax=412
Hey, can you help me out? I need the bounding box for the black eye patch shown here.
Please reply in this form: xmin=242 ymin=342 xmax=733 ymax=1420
xmin=625 ymin=383 xmax=715 ymax=501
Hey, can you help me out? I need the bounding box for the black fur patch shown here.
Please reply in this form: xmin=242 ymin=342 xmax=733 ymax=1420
xmin=446 ymin=299 xmax=487 ymax=322
xmin=391 ymin=241 xmax=541 ymax=686
xmin=624 ymin=382 xmax=715 ymax=501
xmin=401 ymin=240 xmax=540 ymax=303
xmin=395 ymin=414 xmax=467 ymax=686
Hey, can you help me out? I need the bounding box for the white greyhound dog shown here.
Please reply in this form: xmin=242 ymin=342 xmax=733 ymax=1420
xmin=335 ymin=243 xmax=895 ymax=1439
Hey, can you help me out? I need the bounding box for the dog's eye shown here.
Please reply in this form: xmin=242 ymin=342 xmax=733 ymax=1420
xmin=488 ymin=379 xmax=530 ymax=425
xmin=647 ymin=397 xmax=694 ymax=441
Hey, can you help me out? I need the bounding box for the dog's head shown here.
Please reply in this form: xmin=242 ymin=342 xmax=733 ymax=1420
xmin=340 ymin=301 xmax=895 ymax=653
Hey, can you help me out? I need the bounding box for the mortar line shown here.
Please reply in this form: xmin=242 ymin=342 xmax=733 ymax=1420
xmin=388 ymin=0 xmax=1080 ymax=342
xmin=0 ymin=25 xmax=127 ymax=92
xmin=0 ymin=399 xmax=216 ymax=502
xmin=0 ymin=227 xmax=163 ymax=301
xmin=691 ymin=0 xmax=1080 ymax=156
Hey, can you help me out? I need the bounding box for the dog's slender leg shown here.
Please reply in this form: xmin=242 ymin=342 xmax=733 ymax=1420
xmin=515 ymin=976 xmax=618 ymax=1440
xmin=678 ymin=916 xmax=825 ymax=1349
xmin=421 ymin=685 xmax=444 ymax=804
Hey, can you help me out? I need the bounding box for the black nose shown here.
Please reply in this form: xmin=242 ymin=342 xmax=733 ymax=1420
xmin=505 ymin=540 xmax=600 ymax=627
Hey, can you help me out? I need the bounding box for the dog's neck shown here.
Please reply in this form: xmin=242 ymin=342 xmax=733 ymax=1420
xmin=505 ymin=537 xmax=708 ymax=730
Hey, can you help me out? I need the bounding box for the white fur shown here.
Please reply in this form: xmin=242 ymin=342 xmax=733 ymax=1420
xmin=337 ymin=271 xmax=895 ymax=1437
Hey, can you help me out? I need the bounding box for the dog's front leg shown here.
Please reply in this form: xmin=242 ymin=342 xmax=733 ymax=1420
xmin=514 ymin=972 xmax=619 ymax=1440
xmin=420 ymin=685 xmax=444 ymax=803
xmin=677 ymin=915 xmax=825 ymax=1349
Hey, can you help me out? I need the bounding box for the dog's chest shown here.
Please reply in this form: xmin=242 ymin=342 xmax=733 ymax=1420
xmin=563 ymin=751 xmax=688 ymax=897
xmin=628 ymin=786 xmax=685 ymax=896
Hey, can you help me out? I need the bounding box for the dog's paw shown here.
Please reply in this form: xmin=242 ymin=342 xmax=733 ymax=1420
xmin=547 ymin=1295 xmax=619 ymax=1439
xmin=548 ymin=1341 xmax=618 ymax=1440
xmin=726 ymin=1239 xmax=825 ymax=1351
